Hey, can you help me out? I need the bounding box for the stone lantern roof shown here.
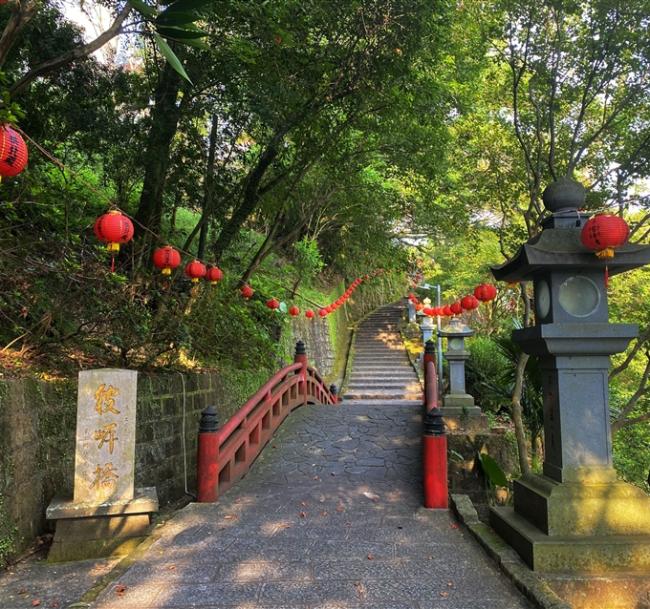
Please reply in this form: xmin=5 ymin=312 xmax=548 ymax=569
xmin=491 ymin=177 xmax=650 ymax=282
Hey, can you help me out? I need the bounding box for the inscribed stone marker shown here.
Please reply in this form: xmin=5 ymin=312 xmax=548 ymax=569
xmin=73 ymin=369 xmax=138 ymax=504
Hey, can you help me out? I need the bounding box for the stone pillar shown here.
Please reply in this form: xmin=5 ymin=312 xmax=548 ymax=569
xmin=47 ymin=369 xmax=158 ymax=561
xmin=407 ymin=299 xmax=417 ymax=323
xmin=438 ymin=318 xmax=482 ymax=418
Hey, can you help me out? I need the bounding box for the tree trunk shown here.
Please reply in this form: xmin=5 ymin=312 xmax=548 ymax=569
xmin=211 ymin=129 xmax=286 ymax=259
xmin=0 ymin=0 xmax=38 ymax=70
xmin=197 ymin=115 xmax=219 ymax=259
xmin=10 ymin=4 xmax=132 ymax=96
xmin=511 ymin=351 xmax=531 ymax=476
xmin=134 ymin=60 xmax=183 ymax=250
xmin=238 ymin=216 xmax=282 ymax=286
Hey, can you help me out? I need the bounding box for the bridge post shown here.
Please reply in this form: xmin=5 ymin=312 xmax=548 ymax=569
xmin=196 ymin=405 xmax=219 ymax=503
xmin=423 ymin=339 xmax=437 ymax=414
xmin=294 ymin=340 xmax=308 ymax=404
xmin=422 ymin=408 xmax=448 ymax=509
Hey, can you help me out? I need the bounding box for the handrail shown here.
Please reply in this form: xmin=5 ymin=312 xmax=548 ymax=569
xmin=197 ymin=342 xmax=337 ymax=502
xmin=216 ymin=362 xmax=303 ymax=443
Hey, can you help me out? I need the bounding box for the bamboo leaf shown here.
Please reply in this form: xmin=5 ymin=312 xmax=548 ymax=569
xmin=128 ymin=0 xmax=157 ymax=18
xmin=478 ymin=453 xmax=508 ymax=488
xmin=157 ymin=25 xmax=208 ymax=40
xmin=153 ymin=33 xmax=192 ymax=83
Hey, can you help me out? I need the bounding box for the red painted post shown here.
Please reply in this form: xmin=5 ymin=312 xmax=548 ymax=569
xmin=423 ymin=409 xmax=448 ymax=509
xmin=294 ymin=340 xmax=308 ymax=404
xmin=197 ymin=406 xmax=220 ymax=502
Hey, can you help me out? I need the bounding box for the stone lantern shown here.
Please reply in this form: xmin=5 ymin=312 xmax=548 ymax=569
xmin=419 ymin=297 xmax=435 ymax=344
xmin=490 ymin=177 xmax=650 ymax=572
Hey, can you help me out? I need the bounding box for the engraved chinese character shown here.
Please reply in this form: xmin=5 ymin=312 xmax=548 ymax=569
xmin=94 ymin=384 xmax=120 ymax=415
xmin=90 ymin=463 xmax=119 ymax=491
xmin=93 ymin=423 xmax=118 ymax=454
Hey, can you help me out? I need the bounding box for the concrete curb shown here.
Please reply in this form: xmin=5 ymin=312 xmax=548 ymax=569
xmin=451 ymin=494 xmax=572 ymax=609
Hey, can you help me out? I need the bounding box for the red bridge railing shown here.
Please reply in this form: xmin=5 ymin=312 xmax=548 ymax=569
xmin=197 ymin=341 xmax=337 ymax=502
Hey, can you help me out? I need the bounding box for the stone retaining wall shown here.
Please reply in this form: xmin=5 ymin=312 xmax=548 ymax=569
xmin=0 ymin=370 xmax=262 ymax=562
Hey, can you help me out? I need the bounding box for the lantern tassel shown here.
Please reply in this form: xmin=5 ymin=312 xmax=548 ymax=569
xmin=111 ymin=254 xmax=115 ymax=273
xmin=605 ymin=265 xmax=609 ymax=289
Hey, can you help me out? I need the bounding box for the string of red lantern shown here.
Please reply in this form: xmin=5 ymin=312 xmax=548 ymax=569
xmin=408 ymin=282 xmax=497 ymax=319
xmin=15 ymin=125 xmax=388 ymax=316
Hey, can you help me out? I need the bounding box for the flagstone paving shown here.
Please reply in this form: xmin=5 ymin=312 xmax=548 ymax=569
xmin=85 ymin=304 xmax=532 ymax=609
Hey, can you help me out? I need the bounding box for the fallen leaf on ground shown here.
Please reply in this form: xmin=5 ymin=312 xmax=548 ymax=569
xmin=299 ymin=511 xmax=307 ymax=518
xmin=354 ymin=581 xmax=367 ymax=600
xmin=167 ymin=565 xmax=176 ymax=570
xmin=115 ymin=584 xmax=127 ymax=597
xmin=336 ymin=503 xmax=345 ymax=512
xmin=18 ymin=588 xmax=28 ymax=595
xmin=439 ymin=591 xmax=449 ymax=598
xmin=48 ymin=601 xmax=60 ymax=608
xmin=450 ymin=523 xmax=459 ymax=529
xmin=224 ymin=515 xmax=237 ymax=520
xmin=367 ymin=553 xmax=374 ymax=560
xmin=31 ymin=600 xmax=40 ymax=607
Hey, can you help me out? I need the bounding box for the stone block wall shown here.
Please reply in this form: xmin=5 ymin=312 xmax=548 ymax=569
xmin=0 ymin=370 xmax=258 ymax=563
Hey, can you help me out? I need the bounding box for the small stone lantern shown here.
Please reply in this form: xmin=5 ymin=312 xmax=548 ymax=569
xmin=419 ymin=297 xmax=435 ymax=344
xmin=438 ymin=317 xmax=480 ymax=416
xmin=490 ymin=177 xmax=650 ymax=573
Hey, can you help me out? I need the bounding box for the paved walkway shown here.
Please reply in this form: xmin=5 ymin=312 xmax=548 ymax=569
xmin=87 ymin=304 xmax=532 ymax=609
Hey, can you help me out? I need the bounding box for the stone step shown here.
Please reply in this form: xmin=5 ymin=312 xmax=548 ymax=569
xmin=352 ymin=366 xmax=414 ymax=372
xmin=344 ymin=391 xmax=422 ymax=400
xmin=347 ymin=384 xmax=421 ymax=391
xmin=342 ymin=398 xmax=421 ymax=407
xmin=351 ymin=372 xmax=414 ymax=378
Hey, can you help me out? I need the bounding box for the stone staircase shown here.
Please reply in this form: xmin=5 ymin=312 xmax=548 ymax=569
xmin=344 ymin=304 xmax=422 ymax=403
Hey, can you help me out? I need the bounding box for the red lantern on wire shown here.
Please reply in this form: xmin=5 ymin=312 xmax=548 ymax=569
xmin=475 ymin=283 xmax=497 ymax=302
xmin=318 ymin=308 xmax=328 ymax=317
xmin=581 ymin=214 xmax=629 ymax=259
xmin=443 ymin=305 xmax=453 ymax=316
xmin=205 ymin=266 xmax=223 ymax=285
xmin=415 ymin=303 xmax=424 ymax=312
xmin=289 ymin=305 xmax=300 ymax=317
xmin=461 ymin=295 xmax=480 ymax=311
xmin=450 ymin=301 xmax=463 ymax=315
xmin=185 ymin=260 xmax=207 ymax=283
xmin=423 ymin=307 xmax=434 ymax=316
xmin=93 ymin=209 xmax=134 ymax=272
xmin=241 ymin=284 xmax=254 ymax=299
xmin=305 ymin=309 xmax=315 ymax=319
xmin=153 ymin=245 xmax=181 ymax=276
xmin=0 ymin=125 xmax=28 ymax=179
xmin=266 ymin=298 xmax=280 ymax=310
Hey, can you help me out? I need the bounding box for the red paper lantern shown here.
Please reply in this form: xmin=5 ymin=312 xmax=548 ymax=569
xmin=185 ymin=260 xmax=207 ymax=283
xmin=318 ymin=308 xmax=328 ymax=317
xmin=443 ymin=305 xmax=452 ymax=316
xmin=266 ymin=298 xmax=280 ymax=310
xmin=153 ymin=245 xmax=181 ymax=276
xmin=581 ymin=214 xmax=630 ymax=259
xmin=0 ymin=125 xmax=28 ymax=178
xmin=94 ymin=210 xmax=134 ymax=253
xmin=423 ymin=307 xmax=434 ymax=316
xmin=450 ymin=302 xmax=463 ymax=315
xmin=474 ymin=283 xmax=497 ymax=302
xmin=241 ymin=284 xmax=254 ymax=299
xmin=289 ymin=305 xmax=300 ymax=317
xmin=305 ymin=309 xmax=315 ymax=319
xmin=205 ymin=266 xmax=223 ymax=284
xmin=416 ymin=303 xmax=424 ymax=312
xmin=461 ymin=295 xmax=480 ymax=310
xmin=326 ymin=305 xmax=334 ymax=313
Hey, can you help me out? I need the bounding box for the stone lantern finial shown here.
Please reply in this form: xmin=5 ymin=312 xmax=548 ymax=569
xmin=541 ymin=177 xmax=585 ymax=213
